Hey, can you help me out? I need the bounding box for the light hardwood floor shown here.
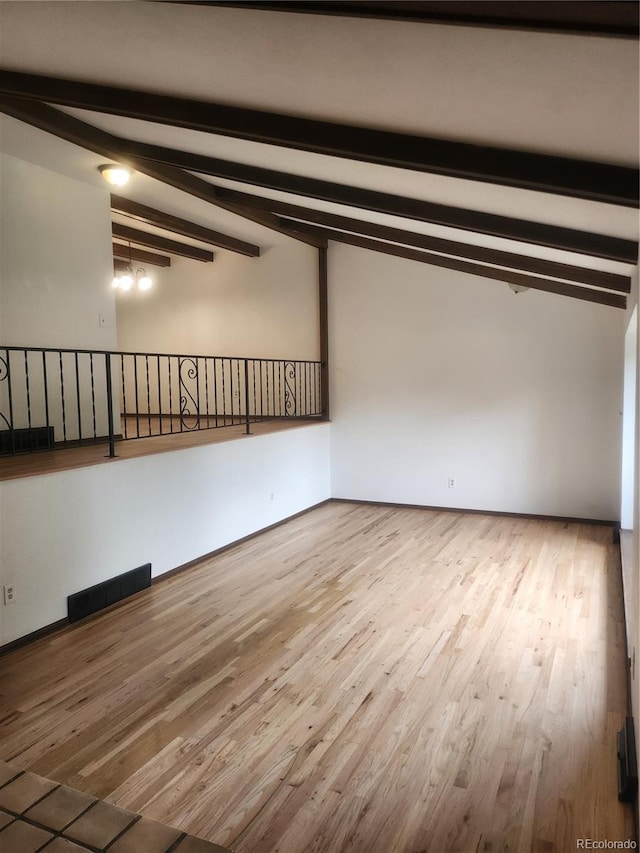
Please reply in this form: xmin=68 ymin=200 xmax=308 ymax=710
xmin=0 ymin=502 xmax=634 ymax=852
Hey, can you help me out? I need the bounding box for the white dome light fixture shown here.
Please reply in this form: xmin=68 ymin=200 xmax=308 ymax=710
xmin=98 ymin=163 xmax=132 ymax=187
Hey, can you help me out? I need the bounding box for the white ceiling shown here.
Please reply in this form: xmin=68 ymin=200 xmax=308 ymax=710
xmin=0 ymin=1 xmax=638 ymax=280
xmin=1 ymin=2 xmax=637 ymax=162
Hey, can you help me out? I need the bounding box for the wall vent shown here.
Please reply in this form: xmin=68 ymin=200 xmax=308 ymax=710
xmin=0 ymin=427 xmax=54 ymax=454
xmin=67 ymin=563 xmax=151 ymax=623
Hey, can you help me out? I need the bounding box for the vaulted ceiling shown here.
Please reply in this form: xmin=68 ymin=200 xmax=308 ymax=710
xmin=0 ymin=0 xmax=638 ymax=308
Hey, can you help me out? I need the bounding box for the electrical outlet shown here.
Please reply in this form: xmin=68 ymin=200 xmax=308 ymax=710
xmin=448 ymin=477 xmax=456 ymax=489
xmin=270 ymin=492 xmax=275 ymax=502
xmin=3 ymin=584 xmax=16 ymax=605
xmin=98 ymin=313 xmax=106 ymax=329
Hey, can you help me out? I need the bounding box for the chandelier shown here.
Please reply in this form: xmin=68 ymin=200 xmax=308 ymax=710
xmin=112 ymin=242 xmax=153 ymax=292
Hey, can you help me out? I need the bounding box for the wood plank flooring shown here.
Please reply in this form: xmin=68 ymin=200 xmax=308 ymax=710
xmin=0 ymin=502 xmax=634 ymax=851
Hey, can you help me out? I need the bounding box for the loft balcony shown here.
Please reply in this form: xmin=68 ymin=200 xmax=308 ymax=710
xmin=0 ymin=345 xmax=326 ymax=480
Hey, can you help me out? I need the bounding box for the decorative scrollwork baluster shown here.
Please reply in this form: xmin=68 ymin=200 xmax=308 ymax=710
xmin=179 ymin=357 xmax=200 ymax=430
xmin=284 ymin=361 xmax=297 ymax=417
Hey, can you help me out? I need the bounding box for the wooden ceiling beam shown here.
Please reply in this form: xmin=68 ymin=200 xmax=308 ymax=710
xmin=169 ymin=2 xmax=640 ymax=38
xmin=0 ymin=95 xmax=325 ymax=249
xmin=211 ymin=185 xmax=638 ymax=265
xmin=0 ymin=94 xmax=632 ymax=262
xmin=112 ymin=223 xmax=214 ymax=261
xmin=112 ymin=243 xmax=171 ymax=267
xmin=121 ymin=159 xmax=328 ymax=249
xmin=272 ymin=210 xmax=630 ymax=292
xmin=111 ymin=194 xmax=260 ymax=257
xmin=127 ymin=140 xmax=639 ymax=262
xmin=0 ymin=70 xmax=636 ymax=207
xmin=286 ymin=221 xmax=626 ymax=309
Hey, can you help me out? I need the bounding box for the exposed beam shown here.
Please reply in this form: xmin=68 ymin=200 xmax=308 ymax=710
xmin=127 ymin=140 xmax=639 ymax=262
xmin=112 ymin=223 xmax=214 ymax=261
xmin=0 ymin=70 xmax=636 ymax=207
xmin=113 ymin=243 xmax=171 ymax=267
xmin=271 ymin=210 xmax=630 ymax=293
xmin=114 ymin=257 xmax=147 ymax=273
xmin=0 ymin=95 xmax=325 ymax=248
xmin=173 ymin=2 xmax=640 ymax=38
xmin=211 ymin=185 xmax=638 ymax=265
xmin=123 ymin=160 xmax=327 ymax=249
xmin=111 ymin=194 xmax=260 ymax=257
xmin=0 ymin=94 xmax=632 ymax=262
xmin=288 ymin=222 xmax=626 ymax=309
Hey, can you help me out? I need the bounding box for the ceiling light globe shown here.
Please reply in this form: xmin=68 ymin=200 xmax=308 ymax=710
xmin=98 ymin=164 xmax=132 ymax=187
xmin=119 ymin=274 xmax=134 ymax=291
xmin=138 ymin=275 xmax=153 ymax=291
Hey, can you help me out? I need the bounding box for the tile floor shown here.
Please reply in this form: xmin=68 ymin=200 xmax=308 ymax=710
xmin=0 ymin=761 xmax=232 ymax=853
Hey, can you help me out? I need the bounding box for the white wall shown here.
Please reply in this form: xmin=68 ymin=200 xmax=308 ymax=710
xmin=0 ymin=152 xmax=116 ymax=349
xmin=0 ymin=153 xmax=118 ymax=440
xmin=329 ymin=244 xmax=624 ymax=520
xmin=0 ymin=423 xmax=330 ymax=645
xmin=115 ymin=243 xmax=319 ymax=361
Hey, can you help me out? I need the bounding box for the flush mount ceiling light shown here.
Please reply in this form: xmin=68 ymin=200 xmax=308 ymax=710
xmin=508 ymin=283 xmax=530 ymax=294
xmin=98 ymin=163 xmax=132 ymax=187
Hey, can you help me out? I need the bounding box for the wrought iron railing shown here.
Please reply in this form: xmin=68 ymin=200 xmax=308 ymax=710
xmin=0 ymin=346 xmax=324 ymax=457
